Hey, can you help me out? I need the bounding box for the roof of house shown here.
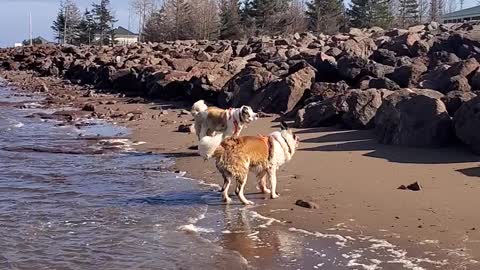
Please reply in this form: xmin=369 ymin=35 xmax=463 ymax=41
xmin=35 ymin=36 xmax=50 ymax=43
xmin=443 ymin=5 xmax=480 ymax=20
xmin=113 ymin=26 xmax=138 ymax=36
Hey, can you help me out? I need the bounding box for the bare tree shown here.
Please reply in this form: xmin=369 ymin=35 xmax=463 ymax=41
xmin=190 ymin=0 xmax=220 ymax=40
xmin=286 ymin=0 xmax=307 ymax=34
xmin=130 ymin=0 xmax=156 ymax=41
xmin=418 ymin=0 xmax=429 ymax=23
xmin=446 ymin=0 xmax=456 ymax=13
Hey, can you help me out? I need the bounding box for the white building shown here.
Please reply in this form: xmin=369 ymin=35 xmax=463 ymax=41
xmin=112 ymin=26 xmax=139 ymax=45
xmin=94 ymin=26 xmax=139 ymax=45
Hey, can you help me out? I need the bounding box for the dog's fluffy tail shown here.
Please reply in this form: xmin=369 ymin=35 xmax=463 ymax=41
xmin=191 ymin=100 xmax=208 ymax=116
xmin=198 ymin=133 xmax=223 ymax=160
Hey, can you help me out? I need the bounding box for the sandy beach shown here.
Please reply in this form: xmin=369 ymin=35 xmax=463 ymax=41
xmin=2 ymin=70 xmax=480 ymax=269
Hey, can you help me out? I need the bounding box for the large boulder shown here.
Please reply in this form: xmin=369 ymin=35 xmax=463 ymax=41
xmin=295 ymin=95 xmax=349 ymax=128
xmin=342 ymin=89 xmax=392 ymax=129
xmin=442 ymin=91 xmax=477 ymax=116
xmin=249 ymin=64 xmax=316 ymax=114
xmin=337 ymin=56 xmax=394 ymax=81
xmin=454 ymin=96 xmax=480 ymax=154
xmin=386 ymin=60 xmax=427 ymax=88
xmin=420 ymin=58 xmax=479 ymax=93
xmin=218 ymin=66 xmax=277 ymax=108
xmin=375 ymin=89 xmax=453 ymax=147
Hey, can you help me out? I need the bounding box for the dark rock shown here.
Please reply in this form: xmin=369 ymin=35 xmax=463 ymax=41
xmin=375 ymin=89 xmax=453 ymax=147
xmin=295 ymin=200 xmax=319 ymax=209
xmin=218 ymin=66 xmax=277 ymax=108
xmin=342 ymin=89 xmax=392 ymax=129
xmin=442 ymin=91 xmax=477 ymax=115
xmin=82 ymin=103 xmax=96 ymax=112
xmin=178 ymin=124 xmax=194 ymax=133
xmin=249 ymin=64 xmax=316 ymax=114
xmin=295 ymin=95 xmax=349 ymax=128
xmin=387 ymin=60 xmax=427 ymax=88
xmin=454 ymin=96 xmax=480 ymax=154
xmin=398 ymin=182 xmax=421 ymax=191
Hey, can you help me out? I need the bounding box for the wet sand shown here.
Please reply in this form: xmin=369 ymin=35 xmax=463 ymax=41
xmin=2 ymin=71 xmax=480 ymax=268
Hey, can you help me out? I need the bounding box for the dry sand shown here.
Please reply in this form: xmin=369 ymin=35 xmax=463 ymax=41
xmin=3 ymin=71 xmax=480 ymax=268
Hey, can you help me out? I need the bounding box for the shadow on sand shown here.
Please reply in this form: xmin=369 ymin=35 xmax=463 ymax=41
xmin=299 ymin=129 xmax=480 ymax=164
xmin=456 ymin=167 xmax=480 ymax=177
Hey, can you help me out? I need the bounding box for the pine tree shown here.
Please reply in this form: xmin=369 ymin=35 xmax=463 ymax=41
xmin=78 ymin=9 xmax=96 ymax=44
xmin=51 ymin=5 xmax=66 ymax=43
xmin=92 ymin=0 xmax=117 ymax=45
xmin=373 ymin=0 xmax=394 ymax=28
xmin=348 ymin=0 xmax=393 ymax=29
xmin=219 ymin=0 xmax=243 ymax=39
xmin=306 ymin=0 xmax=344 ymax=34
xmin=51 ymin=0 xmax=82 ymax=44
xmin=398 ymin=0 xmax=419 ymax=27
xmin=248 ymin=0 xmax=292 ymax=35
xmin=143 ymin=10 xmax=165 ymax=42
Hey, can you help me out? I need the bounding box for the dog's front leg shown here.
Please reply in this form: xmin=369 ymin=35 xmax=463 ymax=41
xmin=221 ymin=174 xmax=232 ymax=203
xmin=237 ymin=175 xmax=254 ymax=205
xmin=268 ymin=167 xmax=280 ymax=199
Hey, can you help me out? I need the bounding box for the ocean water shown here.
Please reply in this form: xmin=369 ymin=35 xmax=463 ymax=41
xmin=0 ymin=81 xmax=466 ymax=270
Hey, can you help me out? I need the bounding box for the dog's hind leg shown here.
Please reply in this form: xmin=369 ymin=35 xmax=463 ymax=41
xmin=268 ymin=167 xmax=280 ymax=199
xmin=221 ymin=174 xmax=233 ymax=204
xmin=256 ymin=171 xmax=271 ymax=195
xmin=237 ymin=175 xmax=254 ymax=205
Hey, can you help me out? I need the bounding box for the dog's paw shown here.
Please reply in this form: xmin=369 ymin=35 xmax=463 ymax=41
xmin=223 ymin=197 xmax=232 ymax=204
xmin=271 ymin=193 xmax=280 ymax=199
xmin=244 ymin=200 xmax=254 ymax=205
xmin=262 ymin=188 xmax=271 ymax=194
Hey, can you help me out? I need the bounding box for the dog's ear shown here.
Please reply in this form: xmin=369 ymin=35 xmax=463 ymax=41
xmin=241 ymin=106 xmax=249 ymax=113
xmin=280 ymin=121 xmax=289 ymax=130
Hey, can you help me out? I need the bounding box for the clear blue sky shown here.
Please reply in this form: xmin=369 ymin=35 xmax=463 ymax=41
xmin=0 ymin=0 xmax=134 ymax=47
xmin=0 ymin=0 xmax=478 ymax=47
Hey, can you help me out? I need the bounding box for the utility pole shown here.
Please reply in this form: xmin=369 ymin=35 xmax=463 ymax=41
xmin=460 ymin=0 xmax=464 ymax=10
xmin=29 ymin=12 xmax=33 ymax=46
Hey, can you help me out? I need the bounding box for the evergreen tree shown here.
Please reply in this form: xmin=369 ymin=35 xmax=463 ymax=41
xmin=51 ymin=0 xmax=82 ymax=44
xmin=92 ymin=0 xmax=117 ymax=45
xmin=219 ymin=0 xmax=243 ymax=39
xmin=347 ymin=0 xmax=393 ymax=29
xmin=143 ymin=10 xmax=166 ymax=42
xmin=306 ymin=0 xmax=344 ymax=34
xmin=373 ymin=0 xmax=394 ymax=28
xmin=78 ymin=9 xmax=96 ymax=44
xmin=247 ymin=0 xmax=291 ymax=35
xmin=398 ymin=0 xmax=419 ymax=27
xmin=51 ymin=5 xmax=66 ymax=43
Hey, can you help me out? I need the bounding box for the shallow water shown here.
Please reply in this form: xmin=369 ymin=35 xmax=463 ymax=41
xmin=0 ymin=82 xmax=465 ymax=270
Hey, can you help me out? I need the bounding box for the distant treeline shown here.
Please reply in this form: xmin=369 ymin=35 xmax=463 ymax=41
xmin=52 ymin=0 xmax=460 ymax=45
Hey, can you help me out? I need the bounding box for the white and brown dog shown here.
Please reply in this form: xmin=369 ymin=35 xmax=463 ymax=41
xmin=191 ymin=100 xmax=258 ymax=141
xmin=199 ymin=122 xmax=299 ymax=205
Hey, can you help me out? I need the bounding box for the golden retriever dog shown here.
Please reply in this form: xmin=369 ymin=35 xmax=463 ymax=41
xmin=191 ymin=100 xmax=258 ymax=141
xmin=199 ymin=122 xmax=299 ymax=205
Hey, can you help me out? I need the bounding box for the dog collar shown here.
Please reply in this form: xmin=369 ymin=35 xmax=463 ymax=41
xmin=226 ymin=108 xmax=239 ymax=136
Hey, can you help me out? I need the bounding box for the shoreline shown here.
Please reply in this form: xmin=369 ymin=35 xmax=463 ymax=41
xmin=2 ymin=70 xmax=480 ymax=268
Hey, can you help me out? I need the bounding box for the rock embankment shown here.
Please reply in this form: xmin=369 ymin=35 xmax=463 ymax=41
xmin=3 ymin=22 xmax=480 ymax=153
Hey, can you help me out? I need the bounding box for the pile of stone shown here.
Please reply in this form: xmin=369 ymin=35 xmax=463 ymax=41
xmin=2 ymin=22 xmax=480 ymax=153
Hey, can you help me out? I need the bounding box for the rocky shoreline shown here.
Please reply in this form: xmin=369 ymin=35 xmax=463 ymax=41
xmin=3 ymin=22 xmax=480 ymax=154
